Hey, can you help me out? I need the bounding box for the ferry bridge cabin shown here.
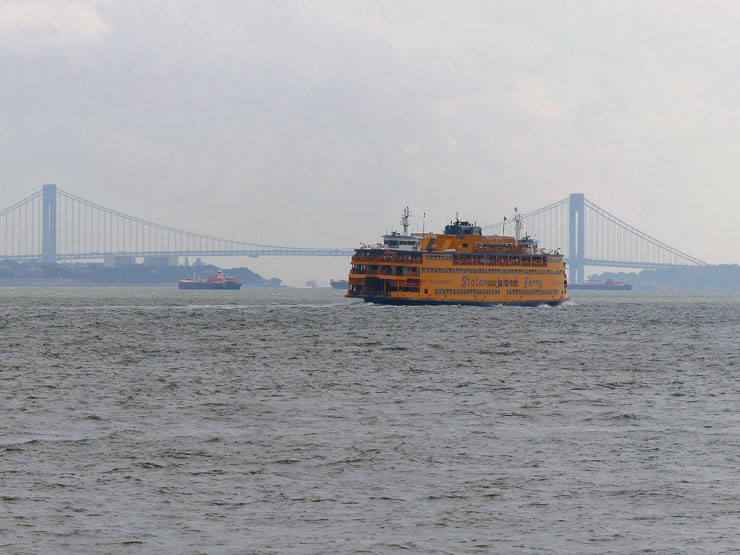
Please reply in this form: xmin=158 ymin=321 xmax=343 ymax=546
xmin=346 ymin=216 xmax=568 ymax=306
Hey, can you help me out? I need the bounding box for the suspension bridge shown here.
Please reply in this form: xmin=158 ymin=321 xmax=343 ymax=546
xmin=1 ymin=185 xmax=705 ymax=283
xmin=0 ymin=184 xmax=351 ymax=264
xmin=484 ymin=193 xmax=705 ymax=282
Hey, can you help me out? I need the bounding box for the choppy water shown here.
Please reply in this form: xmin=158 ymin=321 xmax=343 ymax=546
xmin=1 ymin=287 xmax=740 ymax=554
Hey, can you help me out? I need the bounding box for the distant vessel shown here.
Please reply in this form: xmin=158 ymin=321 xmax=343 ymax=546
xmin=346 ymin=207 xmax=567 ymax=306
xmin=569 ymin=279 xmax=632 ymax=291
xmin=305 ymin=280 xmax=318 ymax=288
xmin=330 ymin=279 xmax=348 ymax=290
xmin=178 ymin=270 xmax=241 ymax=290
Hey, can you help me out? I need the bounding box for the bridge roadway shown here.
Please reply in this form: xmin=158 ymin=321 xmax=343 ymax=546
xmin=38 ymin=248 xmax=356 ymax=261
xmin=4 ymin=252 xmax=706 ymax=271
xmin=0 ymin=186 xmax=707 ymax=281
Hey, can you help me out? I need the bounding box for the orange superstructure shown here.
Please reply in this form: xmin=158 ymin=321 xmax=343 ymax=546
xmin=346 ymin=209 xmax=568 ymax=306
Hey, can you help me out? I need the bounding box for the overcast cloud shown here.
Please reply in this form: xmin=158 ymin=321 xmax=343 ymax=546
xmin=1 ymin=0 xmax=738 ymax=285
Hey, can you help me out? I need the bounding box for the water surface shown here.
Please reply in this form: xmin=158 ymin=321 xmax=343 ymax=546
xmin=2 ymin=287 xmax=739 ymax=553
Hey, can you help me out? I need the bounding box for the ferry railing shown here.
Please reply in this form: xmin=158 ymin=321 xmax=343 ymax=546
xmin=353 ymin=253 xmax=423 ymax=264
xmin=451 ymin=257 xmax=548 ymax=267
xmin=353 ymin=266 xmax=421 ymax=278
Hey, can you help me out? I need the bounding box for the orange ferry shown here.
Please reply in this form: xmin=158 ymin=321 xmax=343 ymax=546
xmin=346 ymin=208 xmax=568 ymax=306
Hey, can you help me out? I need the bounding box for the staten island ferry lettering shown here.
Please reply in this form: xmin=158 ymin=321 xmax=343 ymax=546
xmin=346 ymin=207 xmax=568 ymax=307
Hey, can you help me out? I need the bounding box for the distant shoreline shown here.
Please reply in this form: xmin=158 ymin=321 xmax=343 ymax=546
xmin=590 ymin=264 xmax=740 ymax=291
xmin=0 ymin=261 xmax=283 ymax=288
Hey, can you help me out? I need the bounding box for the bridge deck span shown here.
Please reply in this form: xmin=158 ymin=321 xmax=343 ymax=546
xmin=1 ymin=186 xmax=706 ymax=279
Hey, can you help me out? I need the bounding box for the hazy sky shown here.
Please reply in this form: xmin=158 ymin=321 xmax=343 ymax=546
xmin=2 ymin=0 xmax=739 ymax=285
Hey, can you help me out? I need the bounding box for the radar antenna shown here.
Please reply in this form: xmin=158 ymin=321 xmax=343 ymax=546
xmin=401 ymin=206 xmax=411 ymax=235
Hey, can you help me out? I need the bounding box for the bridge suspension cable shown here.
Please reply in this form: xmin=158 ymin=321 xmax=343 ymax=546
xmin=0 ymin=185 xmax=352 ymax=261
xmin=482 ymin=194 xmax=704 ymax=279
xmin=0 ymin=190 xmax=43 ymax=260
xmin=483 ymin=198 xmax=570 ymax=254
xmin=582 ymin=198 xmax=704 ymax=268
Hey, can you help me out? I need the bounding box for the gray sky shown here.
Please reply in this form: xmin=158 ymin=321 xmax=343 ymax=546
xmin=1 ymin=0 xmax=739 ymax=285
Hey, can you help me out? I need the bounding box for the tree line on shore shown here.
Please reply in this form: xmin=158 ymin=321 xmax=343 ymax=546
xmin=0 ymin=260 xmax=282 ymax=287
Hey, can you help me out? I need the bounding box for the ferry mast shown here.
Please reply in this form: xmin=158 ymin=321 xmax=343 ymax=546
xmin=401 ymin=206 xmax=411 ymax=235
xmin=513 ymin=207 xmax=522 ymax=243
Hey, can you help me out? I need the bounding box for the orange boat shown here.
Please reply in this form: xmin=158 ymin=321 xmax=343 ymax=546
xmin=346 ymin=208 xmax=567 ymax=306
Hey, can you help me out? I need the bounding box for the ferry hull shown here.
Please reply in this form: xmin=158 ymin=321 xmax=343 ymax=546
xmin=359 ymin=296 xmax=565 ymax=307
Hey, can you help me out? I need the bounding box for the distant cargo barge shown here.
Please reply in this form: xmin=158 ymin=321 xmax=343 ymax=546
xmin=178 ymin=270 xmax=241 ymax=290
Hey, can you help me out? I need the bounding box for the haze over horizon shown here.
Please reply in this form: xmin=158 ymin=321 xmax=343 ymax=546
xmin=2 ymin=1 xmax=739 ymax=286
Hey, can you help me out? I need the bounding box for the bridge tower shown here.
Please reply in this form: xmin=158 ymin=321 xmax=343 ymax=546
xmin=42 ymin=184 xmax=57 ymax=263
xmin=568 ymin=193 xmax=585 ymax=284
